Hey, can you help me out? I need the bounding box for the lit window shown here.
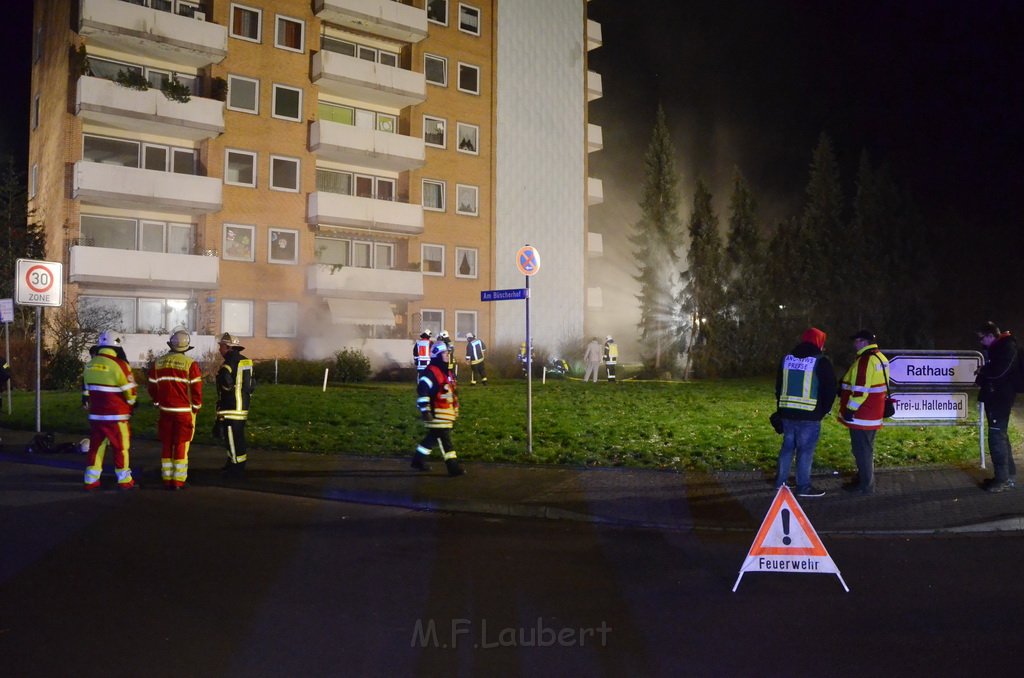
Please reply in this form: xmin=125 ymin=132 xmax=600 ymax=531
xmin=222 ymin=299 xmax=254 ymax=337
xmin=267 ymin=302 xmax=298 ymax=338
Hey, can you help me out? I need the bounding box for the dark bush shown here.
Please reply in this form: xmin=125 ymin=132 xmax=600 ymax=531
xmin=332 ymin=349 xmax=371 ymax=383
xmin=253 ymin=359 xmax=330 ymax=386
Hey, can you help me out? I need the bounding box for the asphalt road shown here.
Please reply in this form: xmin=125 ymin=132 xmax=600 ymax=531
xmin=2 ymin=460 xmax=1023 ymax=677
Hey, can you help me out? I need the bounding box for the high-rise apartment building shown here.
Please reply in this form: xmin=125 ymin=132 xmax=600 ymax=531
xmin=28 ymin=0 xmax=603 ymax=366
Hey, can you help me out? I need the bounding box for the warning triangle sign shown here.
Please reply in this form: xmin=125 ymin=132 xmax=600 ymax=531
xmin=732 ymin=486 xmax=849 ymax=592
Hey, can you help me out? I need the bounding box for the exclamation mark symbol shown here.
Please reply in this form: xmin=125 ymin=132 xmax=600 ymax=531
xmin=781 ymin=508 xmax=792 ymax=545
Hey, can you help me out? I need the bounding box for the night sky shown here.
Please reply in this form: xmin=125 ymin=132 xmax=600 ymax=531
xmin=2 ymin=2 xmax=1021 ymax=346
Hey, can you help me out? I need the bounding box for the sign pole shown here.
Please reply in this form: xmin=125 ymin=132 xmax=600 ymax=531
xmin=34 ymin=306 xmax=41 ymax=433
xmin=526 ymin=273 xmax=532 ymax=454
xmin=4 ymin=321 xmax=10 ymax=415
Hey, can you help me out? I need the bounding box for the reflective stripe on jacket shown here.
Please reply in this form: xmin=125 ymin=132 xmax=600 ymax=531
xmin=839 ymin=345 xmax=889 ymax=430
xmin=83 ymin=348 xmax=137 ymax=421
xmin=779 ymin=355 xmax=819 ymax=412
xmin=414 ymin=339 xmax=431 ymax=369
xmin=217 ymin=351 xmax=253 ymax=421
xmin=603 ymin=342 xmax=618 ymax=364
xmin=417 ymin=363 xmax=459 ymax=429
xmin=467 ymin=338 xmax=486 ymax=364
xmin=148 ymin=351 xmax=203 ymax=414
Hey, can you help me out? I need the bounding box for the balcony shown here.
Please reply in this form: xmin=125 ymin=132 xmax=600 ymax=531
xmin=73 ymin=161 xmax=223 ymax=215
xmin=587 ymin=70 xmax=603 ymax=102
xmin=587 ymin=231 xmax=603 ymax=258
xmin=308 ymin=264 xmax=423 ymax=301
xmin=308 ymin=192 xmax=423 ymax=235
xmin=587 ymin=177 xmax=604 ymax=206
xmin=312 ymin=50 xmax=426 ymax=108
xmin=79 ymin=0 xmax=228 ymax=68
xmin=587 ymin=19 xmax=603 ymax=51
xmin=587 ymin=123 xmax=603 ymax=153
xmin=76 ymin=76 xmax=224 ymax=141
xmin=310 ymin=120 xmax=424 ymax=172
xmin=69 ymin=245 xmax=219 ymax=289
xmin=314 ymin=0 xmax=428 ymax=43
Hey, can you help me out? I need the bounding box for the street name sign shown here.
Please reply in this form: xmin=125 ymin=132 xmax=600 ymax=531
xmin=16 ymin=259 xmax=63 ymax=307
xmin=890 ymin=392 xmax=969 ymax=420
xmin=0 ymin=298 xmax=13 ymax=322
xmin=481 ymin=288 xmax=528 ymax=302
xmin=887 ymin=354 xmax=982 ymax=386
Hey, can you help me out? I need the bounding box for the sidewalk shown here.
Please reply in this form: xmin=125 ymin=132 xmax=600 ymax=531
xmin=2 ymin=428 xmax=1023 ymax=535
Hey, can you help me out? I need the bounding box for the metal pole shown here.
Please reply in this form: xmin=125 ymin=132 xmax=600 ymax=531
xmin=526 ymin=274 xmax=532 ymax=454
xmin=35 ymin=306 xmax=41 ymax=433
xmin=979 ymin=402 xmax=986 ymax=469
xmin=4 ymin=321 xmax=10 ymax=415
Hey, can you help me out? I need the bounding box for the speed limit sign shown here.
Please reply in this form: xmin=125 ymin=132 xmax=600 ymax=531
xmin=16 ymin=259 xmax=64 ymax=307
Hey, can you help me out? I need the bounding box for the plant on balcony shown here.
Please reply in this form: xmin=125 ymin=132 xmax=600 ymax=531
xmin=116 ymin=68 xmax=150 ymax=92
xmin=70 ymin=45 xmax=90 ymax=77
xmin=210 ymin=76 xmax=228 ymax=102
xmin=161 ymin=77 xmax=192 ymax=103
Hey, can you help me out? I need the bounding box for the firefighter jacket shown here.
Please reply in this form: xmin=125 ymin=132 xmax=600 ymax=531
xmin=413 ymin=338 xmax=432 ymax=370
xmin=775 ymin=341 xmax=837 ymax=421
xmin=417 ymin=359 xmax=459 ymax=429
xmin=148 ymin=351 xmax=203 ymax=415
xmin=838 ymin=344 xmax=889 ymax=430
xmin=603 ymin=340 xmax=619 ymax=364
xmin=976 ymin=332 xmax=1018 ymax=409
xmin=217 ymin=349 xmax=254 ymax=421
xmin=82 ymin=348 xmax=137 ymax=421
xmin=466 ymin=338 xmax=486 ymax=364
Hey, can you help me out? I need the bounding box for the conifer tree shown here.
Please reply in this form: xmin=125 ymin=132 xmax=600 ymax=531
xmin=629 ymin=106 xmax=683 ymax=371
xmin=679 ymin=178 xmax=725 ymax=377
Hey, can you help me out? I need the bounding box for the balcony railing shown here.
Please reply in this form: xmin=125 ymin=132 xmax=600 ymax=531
xmin=314 ymin=0 xmax=427 ymax=43
xmin=79 ymin=0 xmax=226 ymax=68
xmin=587 ymin=123 xmax=603 ymax=153
xmin=76 ymin=76 xmax=224 ymax=141
xmin=73 ymin=161 xmax=223 ymax=215
xmin=307 ymin=264 xmax=423 ymax=301
xmin=69 ymin=244 xmax=219 ymax=289
xmin=312 ymin=49 xmax=426 ymax=108
xmin=309 ymin=120 xmax=424 ymax=172
xmin=587 ymin=176 xmax=604 ymax=206
xmin=587 ymin=70 xmax=603 ymax=102
xmin=308 ymin=192 xmax=423 ymax=235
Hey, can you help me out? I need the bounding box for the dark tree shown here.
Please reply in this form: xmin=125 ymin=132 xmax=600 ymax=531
xmin=679 ymin=178 xmax=725 ymax=377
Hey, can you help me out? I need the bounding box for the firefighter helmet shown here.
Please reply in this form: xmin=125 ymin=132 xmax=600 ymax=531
xmin=420 ymin=329 xmax=432 ymax=339
xmin=466 ymin=332 xmax=474 ymax=339
xmin=430 ymin=342 xmax=449 ymax=359
xmin=219 ymin=332 xmax=245 ymax=350
xmin=167 ymin=329 xmax=193 ymax=352
xmin=97 ymin=331 xmax=122 ymax=348
xmin=438 ymin=330 xmax=450 ymax=340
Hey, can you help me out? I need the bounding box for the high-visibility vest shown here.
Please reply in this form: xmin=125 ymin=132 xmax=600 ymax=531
xmin=839 ymin=345 xmax=889 ymax=429
xmin=413 ymin=339 xmax=431 ymax=369
xmin=604 ymin=342 xmax=618 ymax=364
xmin=779 ymin=354 xmax=819 ymax=412
xmin=83 ymin=348 xmax=137 ymax=421
xmin=467 ymin=338 xmax=486 ymax=363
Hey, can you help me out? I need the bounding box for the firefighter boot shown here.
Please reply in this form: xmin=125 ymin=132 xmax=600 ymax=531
xmin=411 ymin=451 xmax=431 ymax=472
xmin=445 ymin=458 xmax=465 ymax=477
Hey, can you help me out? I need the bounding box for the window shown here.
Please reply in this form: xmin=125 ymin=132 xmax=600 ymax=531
xmin=227 ymin=75 xmax=259 ymax=113
xmin=275 ymin=15 xmax=304 ymax=52
xmin=424 ymin=54 xmax=447 ymax=87
xmin=374 ymin=243 xmax=394 ymax=270
xmin=456 ymin=122 xmax=479 ymax=154
xmin=138 ymin=298 xmax=190 ymax=334
xmin=318 ymin=102 xmax=354 ymax=125
xmin=32 ymin=95 xmax=39 ymax=130
xmin=423 ymin=116 xmax=446 ymax=148
xmin=267 ymin=302 xmax=298 ymax=338
xmin=223 ymin=224 xmax=256 ymax=262
xmin=85 ymin=135 xmax=195 ymax=174
xmin=272 ymin=84 xmax=302 ymax=121
xmin=426 ymin=0 xmax=448 ymax=25
xmin=459 ymin=4 xmax=481 ymax=35
xmin=315 ymin=236 xmax=350 ymax=265
xmin=422 ymin=179 xmax=445 ymax=211
xmin=268 ymin=228 xmax=298 ymax=264
xmin=81 ymin=215 xmax=193 ymax=254
xmin=230 ymin=4 xmax=261 ymax=42
xmin=34 ymin=26 xmax=43 ymax=64
xmin=79 ymin=296 xmax=135 ymax=333
xmin=378 ymin=50 xmax=399 ymax=68
xmin=422 ymin=244 xmax=445 ymax=275
xmin=455 ymin=311 xmax=478 ymax=340
xmin=458 ymin=62 xmax=480 ymax=94
xmin=456 ymin=184 xmax=478 ymax=216
xmin=421 ymin=310 xmax=444 ymax=338
xmin=352 ymin=241 xmax=372 ymax=268
xmin=270 ymin=155 xmax=300 ymax=192
xmin=222 ymin=300 xmax=254 ymax=337
xmin=225 ymin=149 xmax=257 ymax=187
xmin=455 ymin=247 xmax=478 ymax=279
xmin=29 ymin=164 xmax=37 ymax=199
xmin=316 ymin=168 xmax=352 ymax=195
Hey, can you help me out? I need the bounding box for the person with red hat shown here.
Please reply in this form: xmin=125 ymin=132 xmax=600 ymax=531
xmin=773 ymin=327 xmax=837 ymax=497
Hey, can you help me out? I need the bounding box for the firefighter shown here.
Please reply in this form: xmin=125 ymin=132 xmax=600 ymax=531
xmin=438 ymin=329 xmax=458 ymax=377
xmin=81 ymin=332 xmax=137 ymax=491
xmin=412 ymin=342 xmax=465 ymax=477
xmin=603 ymin=335 xmax=619 ymax=383
xmin=147 ymin=328 xmax=203 ymax=490
xmin=413 ymin=329 xmax=433 ymax=373
xmin=215 ymin=332 xmax=254 ymax=479
xmin=465 ymin=332 xmax=487 ymax=385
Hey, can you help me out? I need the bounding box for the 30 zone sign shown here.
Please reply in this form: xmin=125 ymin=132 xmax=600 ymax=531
xmin=16 ymin=259 xmax=63 ymax=307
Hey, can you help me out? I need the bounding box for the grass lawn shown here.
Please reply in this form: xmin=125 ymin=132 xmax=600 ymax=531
xmin=2 ymin=377 xmax=1003 ymax=473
